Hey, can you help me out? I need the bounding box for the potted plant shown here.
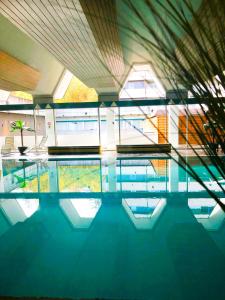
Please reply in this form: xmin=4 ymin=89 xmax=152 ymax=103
xmin=10 ymin=120 xmax=34 ymax=155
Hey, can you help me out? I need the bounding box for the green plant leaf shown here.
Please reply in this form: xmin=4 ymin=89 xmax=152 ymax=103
xmin=10 ymin=120 xmax=34 ymax=132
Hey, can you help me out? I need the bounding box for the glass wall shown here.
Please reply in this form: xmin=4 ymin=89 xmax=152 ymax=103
xmin=119 ymin=106 xmax=167 ymax=145
xmin=0 ymin=100 xmax=210 ymax=153
xmin=0 ymin=90 xmax=33 ymax=105
xmin=55 ymin=108 xmax=100 ymax=146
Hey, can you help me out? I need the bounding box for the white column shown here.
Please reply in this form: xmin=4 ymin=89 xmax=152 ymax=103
xmin=48 ymin=161 xmax=59 ymax=192
xmin=108 ymin=155 xmax=117 ymax=192
xmin=45 ymin=109 xmax=57 ymax=146
xmin=168 ymin=106 xmax=179 ymax=148
xmin=168 ymin=157 xmax=179 ymax=192
xmin=106 ymin=108 xmax=116 ymax=150
xmin=102 ymin=154 xmax=117 ymax=192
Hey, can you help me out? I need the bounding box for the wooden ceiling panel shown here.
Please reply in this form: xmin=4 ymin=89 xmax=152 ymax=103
xmin=0 ymin=0 xmax=125 ymax=93
xmin=0 ymin=51 xmax=40 ymax=91
xmin=80 ymin=0 xmax=125 ymax=77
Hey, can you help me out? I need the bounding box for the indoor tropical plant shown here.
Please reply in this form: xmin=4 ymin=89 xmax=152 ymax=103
xmin=10 ymin=120 xmax=34 ymax=155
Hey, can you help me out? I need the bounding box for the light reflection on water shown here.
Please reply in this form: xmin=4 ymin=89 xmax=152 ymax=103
xmin=0 ymin=156 xmax=224 ymax=299
xmin=1 ymin=156 xmax=224 ymax=194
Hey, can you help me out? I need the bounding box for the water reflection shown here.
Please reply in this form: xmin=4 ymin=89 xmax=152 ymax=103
xmin=118 ymin=158 xmax=168 ymax=192
xmin=1 ymin=157 xmax=224 ymax=194
xmin=0 ymin=155 xmax=225 ymax=299
xmin=189 ymin=198 xmax=225 ymax=230
xmin=0 ymin=198 xmax=39 ymax=225
xmin=60 ymin=198 xmax=101 ymax=229
xmin=123 ymin=198 xmax=166 ymax=230
xmin=0 ymin=194 xmax=224 ymax=299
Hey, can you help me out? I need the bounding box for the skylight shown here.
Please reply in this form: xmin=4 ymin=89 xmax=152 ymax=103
xmin=0 ymin=89 xmax=10 ymax=103
xmin=120 ymin=64 xmax=165 ymax=99
xmin=53 ymin=70 xmax=73 ymax=99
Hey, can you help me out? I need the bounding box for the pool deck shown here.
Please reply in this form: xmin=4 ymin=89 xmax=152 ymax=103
xmin=1 ymin=147 xmax=224 ymax=160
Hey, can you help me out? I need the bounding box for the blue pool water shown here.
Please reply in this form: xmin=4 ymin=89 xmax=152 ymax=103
xmin=0 ymin=156 xmax=225 ymax=300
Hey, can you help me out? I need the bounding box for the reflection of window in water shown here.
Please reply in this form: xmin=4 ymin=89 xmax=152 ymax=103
xmin=125 ymin=198 xmax=161 ymax=219
xmin=58 ymin=163 xmax=101 ymax=192
xmin=0 ymin=198 xmax=39 ymax=225
xmin=17 ymin=199 xmax=39 ymax=217
xmin=188 ymin=198 xmax=225 ymax=231
xmin=59 ymin=198 xmax=102 ymax=229
xmin=120 ymin=162 xmax=155 ymax=178
xmin=188 ymin=198 xmax=216 ymax=219
xmin=122 ymin=198 xmax=166 ymax=230
xmin=71 ymin=199 xmax=101 ymax=218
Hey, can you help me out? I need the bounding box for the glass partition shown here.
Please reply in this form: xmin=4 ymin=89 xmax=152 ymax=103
xmin=119 ymin=105 xmax=167 ymax=145
xmin=0 ymin=99 xmax=208 ymax=153
xmin=176 ymin=104 xmax=188 ymax=148
xmin=55 ymin=108 xmax=100 ymax=146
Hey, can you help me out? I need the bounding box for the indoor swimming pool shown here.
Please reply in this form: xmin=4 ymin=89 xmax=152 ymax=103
xmin=0 ymin=156 xmax=224 ymax=300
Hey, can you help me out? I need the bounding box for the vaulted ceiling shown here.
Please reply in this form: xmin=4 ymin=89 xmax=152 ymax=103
xmin=0 ymin=0 xmax=125 ymax=94
xmin=0 ymin=0 xmax=205 ymax=95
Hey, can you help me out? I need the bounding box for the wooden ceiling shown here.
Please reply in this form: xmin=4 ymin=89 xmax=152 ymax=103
xmin=80 ymin=0 xmax=124 ymax=84
xmin=0 ymin=0 xmax=125 ymax=93
xmin=0 ymin=0 xmax=209 ymax=95
xmin=0 ymin=51 xmax=40 ymax=91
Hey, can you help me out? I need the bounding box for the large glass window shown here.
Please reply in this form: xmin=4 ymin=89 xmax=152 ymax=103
xmin=120 ymin=64 xmax=165 ymax=99
xmin=55 ymin=108 xmax=100 ymax=146
xmin=119 ymin=106 xmax=167 ymax=145
xmin=0 ymin=90 xmax=33 ymax=105
xmin=0 ymin=100 xmax=212 ymax=153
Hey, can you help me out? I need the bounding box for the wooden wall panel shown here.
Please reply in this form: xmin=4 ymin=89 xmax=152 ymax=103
xmin=179 ymin=115 xmax=187 ymax=145
xmin=157 ymin=116 xmax=168 ymax=144
xmin=156 ymin=114 xmax=221 ymax=146
xmin=151 ymin=159 xmax=167 ymax=176
xmin=179 ymin=115 xmax=211 ymax=145
xmin=0 ymin=51 xmax=40 ymax=91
